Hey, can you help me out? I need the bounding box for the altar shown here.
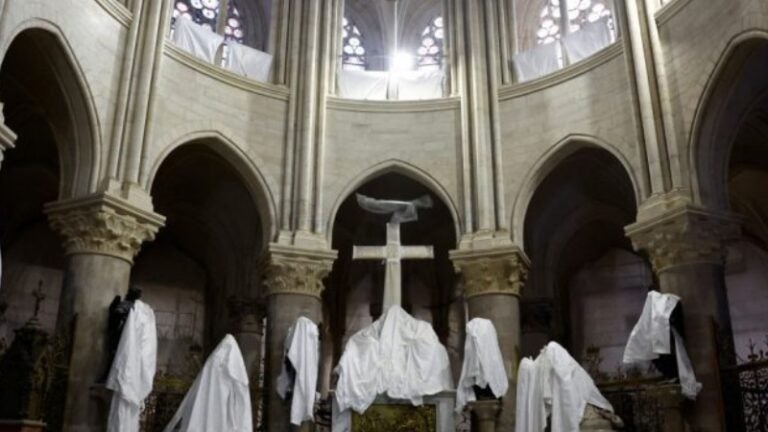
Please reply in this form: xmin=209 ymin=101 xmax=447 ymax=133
xmin=332 ymin=391 xmax=456 ymax=432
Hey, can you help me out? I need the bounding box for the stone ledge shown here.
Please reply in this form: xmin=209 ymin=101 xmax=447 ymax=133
xmin=327 ymin=96 xmax=461 ymax=113
xmin=94 ymin=0 xmax=132 ymax=27
xmin=499 ymin=42 xmax=624 ymax=101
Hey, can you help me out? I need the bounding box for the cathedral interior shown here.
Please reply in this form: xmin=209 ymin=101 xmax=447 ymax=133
xmin=0 ymin=0 xmax=767 ymax=431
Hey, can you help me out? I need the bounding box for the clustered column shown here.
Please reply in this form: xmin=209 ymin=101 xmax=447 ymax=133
xmin=626 ymin=206 xmax=740 ymax=432
xmin=262 ymin=244 xmax=336 ymax=432
xmin=451 ymin=246 xmax=529 ymax=432
xmin=227 ymin=296 xmax=267 ymax=427
xmin=45 ymin=193 xmax=163 ymax=432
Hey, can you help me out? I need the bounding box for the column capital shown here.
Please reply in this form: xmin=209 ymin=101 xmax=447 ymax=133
xmin=0 ymin=103 xmax=18 ymax=170
xmin=625 ymin=205 xmax=740 ymax=273
xmin=261 ymin=243 xmax=337 ymax=299
xmin=450 ymin=245 xmax=529 ymax=298
xmin=45 ymin=192 xmax=165 ymax=263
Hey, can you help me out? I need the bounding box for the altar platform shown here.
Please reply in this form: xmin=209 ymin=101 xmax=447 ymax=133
xmin=332 ymin=391 xmax=456 ymax=432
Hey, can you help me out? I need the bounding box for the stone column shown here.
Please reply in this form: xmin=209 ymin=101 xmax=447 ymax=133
xmin=451 ymin=245 xmax=529 ymax=432
xmin=626 ymin=206 xmax=740 ymax=432
xmin=227 ymin=297 xmax=267 ymax=428
xmin=469 ymin=400 xmax=501 ymax=432
xmin=262 ymin=244 xmax=336 ymax=432
xmin=45 ymin=193 xmax=164 ymax=432
xmin=0 ymin=103 xmax=17 ymax=170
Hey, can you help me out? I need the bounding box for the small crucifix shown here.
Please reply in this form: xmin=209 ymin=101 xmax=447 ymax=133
xmin=352 ymin=194 xmax=435 ymax=311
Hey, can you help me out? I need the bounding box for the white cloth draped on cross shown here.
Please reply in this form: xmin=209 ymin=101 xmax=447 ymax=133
xmin=352 ymin=194 xmax=435 ymax=311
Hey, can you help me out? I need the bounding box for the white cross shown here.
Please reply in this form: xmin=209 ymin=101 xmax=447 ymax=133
xmin=352 ymin=223 xmax=434 ymax=311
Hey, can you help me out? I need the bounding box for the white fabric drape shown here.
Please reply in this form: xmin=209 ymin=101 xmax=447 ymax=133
xmin=163 ymin=335 xmax=252 ymax=432
xmin=355 ymin=194 xmax=432 ymax=224
xmin=513 ymin=41 xmax=561 ymax=82
xmin=334 ymin=305 xmax=453 ymax=414
xmin=106 ymin=300 xmax=157 ymax=432
xmin=337 ymin=69 xmax=389 ymax=100
xmin=515 ymin=342 xmax=614 ymax=432
xmin=172 ymin=16 xmax=224 ymax=64
xmin=276 ymin=317 xmax=320 ymax=426
xmin=623 ymin=291 xmax=702 ymax=399
xmin=224 ymin=42 xmax=273 ymax=82
xmin=395 ymin=69 xmax=445 ymax=100
xmin=562 ymin=18 xmax=613 ymax=64
xmin=455 ymin=318 xmax=508 ymax=412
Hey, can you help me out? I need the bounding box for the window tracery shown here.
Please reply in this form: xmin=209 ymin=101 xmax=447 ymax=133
xmin=342 ymin=17 xmax=367 ymax=70
xmin=172 ymin=0 xmax=247 ymax=45
xmin=416 ymin=16 xmax=444 ymax=70
xmin=536 ymin=0 xmax=613 ymax=45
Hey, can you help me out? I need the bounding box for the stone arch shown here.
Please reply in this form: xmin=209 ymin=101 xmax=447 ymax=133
xmin=145 ymin=130 xmax=278 ymax=247
xmin=1 ymin=21 xmax=102 ymax=197
xmin=511 ymin=134 xmax=641 ymax=247
xmin=326 ymin=159 xmax=461 ymax=243
xmin=689 ymin=30 xmax=768 ymax=210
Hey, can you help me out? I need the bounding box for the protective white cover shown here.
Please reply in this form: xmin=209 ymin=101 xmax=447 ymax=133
xmin=106 ymin=300 xmax=158 ymax=432
xmin=224 ymin=41 xmax=273 ymax=83
xmin=513 ymin=41 xmax=561 ymax=82
xmin=455 ymin=318 xmax=508 ymax=412
xmin=516 ymin=342 xmax=613 ymax=432
xmin=276 ymin=317 xmax=320 ymax=426
xmin=337 ymin=69 xmax=389 ymax=100
xmin=334 ymin=305 xmax=453 ymax=413
xmin=172 ymin=16 xmax=224 ymax=64
xmin=562 ymin=18 xmax=613 ymax=64
xmin=355 ymin=194 xmax=432 ymax=224
xmin=623 ymin=291 xmax=702 ymax=399
xmin=163 ymin=334 xmax=252 ymax=432
xmin=395 ymin=69 xmax=445 ymax=100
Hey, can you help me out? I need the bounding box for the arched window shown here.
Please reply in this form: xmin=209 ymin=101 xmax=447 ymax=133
xmin=536 ymin=0 xmax=613 ymax=45
xmin=172 ymin=0 xmax=247 ymax=44
xmin=342 ymin=17 xmax=367 ymax=70
xmin=417 ymin=16 xmax=444 ymax=70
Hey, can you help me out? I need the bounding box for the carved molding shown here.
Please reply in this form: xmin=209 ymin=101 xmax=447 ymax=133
xmin=451 ymin=247 xmax=530 ymax=299
xmin=45 ymin=193 xmax=165 ymax=263
xmin=626 ymin=205 xmax=741 ymax=273
xmin=261 ymin=244 xmax=337 ymax=298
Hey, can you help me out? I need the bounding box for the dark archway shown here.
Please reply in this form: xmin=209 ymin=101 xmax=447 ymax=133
xmin=521 ymin=146 xmax=645 ymax=374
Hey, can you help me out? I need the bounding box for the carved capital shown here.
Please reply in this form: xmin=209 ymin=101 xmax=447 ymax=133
xmin=261 ymin=244 xmax=337 ymax=298
xmin=45 ymin=193 xmax=165 ymax=263
xmin=451 ymin=246 xmax=529 ymax=299
xmin=0 ymin=103 xmax=18 ymax=170
xmin=626 ymin=206 xmax=740 ymax=273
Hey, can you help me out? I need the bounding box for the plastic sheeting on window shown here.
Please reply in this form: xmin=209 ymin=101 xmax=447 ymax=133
xmin=337 ymin=69 xmax=389 ymax=100
xmin=512 ymin=41 xmax=561 ymax=83
xmin=224 ymin=41 xmax=273 ymax=83
xmin=395 ymin=69 xmax=445 ymax=101
xmin=562 ymin=18 xmax=614 ymax=65
xmin=171 ymin=16 xmax=224 ymax=64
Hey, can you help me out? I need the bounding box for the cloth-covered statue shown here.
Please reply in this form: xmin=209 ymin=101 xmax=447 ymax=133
xmin=623 ymin=291 xmax=701 ymax=399
xmin=455 ymin=318 xmax=508 ymax=412
xmin=277 ymin=316 xmax=320 ymax=426
xmin=334 ymin=305 xmax=453 ymax=414
xmin=163 ymin=334 xmax=252 ymax=432
xmin=516 ymin=342 xmax=616 ymax=432
xmin=106 ymin=299 xmax=157 ymax=432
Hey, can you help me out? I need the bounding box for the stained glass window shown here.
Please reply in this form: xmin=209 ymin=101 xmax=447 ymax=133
xmin=536 ymin=0 xmax=613 ymax=45
xmin=342 ymin=17 xmax=367 ymax=70
xmin=172 ymin=0 xmax=247 ymax=44
xmin=417 ymin=16 xmax=444 ymax=69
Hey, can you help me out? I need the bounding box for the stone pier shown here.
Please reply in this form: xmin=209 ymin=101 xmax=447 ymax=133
xmin=45 ymin=193 xmax=163 ymax=432
xmin=451 ymin=244 xmax=529 ymax=432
